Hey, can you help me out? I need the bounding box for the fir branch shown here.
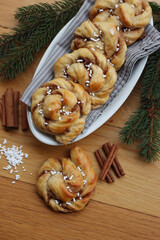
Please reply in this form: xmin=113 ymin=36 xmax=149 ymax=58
xmin=15 ymin=1 xmax=84 ymax=23
xmin=120 ymin=49 xmax=160 ymax=162
xmin=149 ymin=2 xmax=160 ymax=31
xmin=149 ymin=2 xmax=160 ymax=15
xmin=0 ymin=0 xmax=84 ymax=80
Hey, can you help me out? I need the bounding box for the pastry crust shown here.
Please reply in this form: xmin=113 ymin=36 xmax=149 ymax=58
xmin=89 ymin=0 xmax=152 ymax=45
xmin=31 ymin=78 xmax=91 ymax=144
xmin=71 ymin=20 xmax=127 ymax=70
xmin=37 ymin=147 xmax=97 ymax=212
xmin=53 ymin=48 xmax=117 ymax=109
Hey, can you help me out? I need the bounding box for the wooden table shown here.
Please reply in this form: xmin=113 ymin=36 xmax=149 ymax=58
xmin=0 ymin=1 xmax=160 ymax=239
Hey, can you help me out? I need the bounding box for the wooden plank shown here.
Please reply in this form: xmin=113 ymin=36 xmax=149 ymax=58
xmin=0 ymin=124 xmax=160 ymax=217
xmin=1 ymin=176 xmax=160 ymax=240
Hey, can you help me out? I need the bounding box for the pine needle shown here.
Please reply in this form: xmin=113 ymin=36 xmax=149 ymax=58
xmin=0 ymin=0 xmax=84 ymax=80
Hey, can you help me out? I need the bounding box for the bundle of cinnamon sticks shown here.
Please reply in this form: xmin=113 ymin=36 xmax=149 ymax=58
xmin=0 ymin=88 xmax=28 ymax=131
xmin=95 ymin=142 xmax=125 ymax=183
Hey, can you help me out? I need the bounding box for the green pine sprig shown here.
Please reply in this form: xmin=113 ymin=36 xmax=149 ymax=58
xmin=120 ymin=4 xmax=160 ymax=162
xmin=0 ymin=0 xmax=84 ymax=80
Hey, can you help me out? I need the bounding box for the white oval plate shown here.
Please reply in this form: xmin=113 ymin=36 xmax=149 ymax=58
xmin=27 ymin=19 xmax=153 ymax=146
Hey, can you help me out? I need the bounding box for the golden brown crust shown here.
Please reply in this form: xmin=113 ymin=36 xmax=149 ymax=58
xmin=71 ymin=20 xmax=127 ymax=70
xmin=37 ymin=147 xmax=97 ymax=212
xmin=53 ymin=48 xmax=117 ymax=109
xmin=31 ymin=78 xmax=91 ymax=144
xmin=89 ymin=0 xmax=152 ymax=45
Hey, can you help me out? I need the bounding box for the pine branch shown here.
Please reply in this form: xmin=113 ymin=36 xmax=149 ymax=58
xmin=15 ymin=1 xmax=84 ymax=23
xmin=149 ymin=2 xmax=160 ymax=15
xmin=0 ymin=0 xmax=84 ymax=80
xmin=120 ymin=48 xmax=160 ymax=162
xmin=149 ymin=2 xmax=160 ymax=31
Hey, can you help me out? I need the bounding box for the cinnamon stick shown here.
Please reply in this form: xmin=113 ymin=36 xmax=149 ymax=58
xmin=99 ymin=144 xmax=118 ymax=181
xmin=2 ymin=95 xmax=6 ymax=127
xmin=21 ymin=102 xmax=29 ymax=131
xmin=107 ymin=142 xmax=125 ymax=176
xmin=103 ymin=143 xmax=121 ymax=178
xmin=94 ymin=150 xmax=115 ymax=183
xmin=13 ymin=91 xmax=20 ymax=128
xmin=5 ymin=88 xmax=14 ymax=127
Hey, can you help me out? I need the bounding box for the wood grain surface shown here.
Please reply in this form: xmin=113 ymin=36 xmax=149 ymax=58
xmin=0 ymin=1 xmax=160 ymax=239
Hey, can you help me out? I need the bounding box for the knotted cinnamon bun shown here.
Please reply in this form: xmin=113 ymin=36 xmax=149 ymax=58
xmin=37 ymin=147 xmax=97 ymax=212
xmin=53 ymin=48 xmax=117 ymax=109
xmin=71 ymin=20 xmax=127 ymax=70
xmin=31 ymin=78 xmax=91 ymax=144
xmin=90 ymin=0 xmax=152 ymax=45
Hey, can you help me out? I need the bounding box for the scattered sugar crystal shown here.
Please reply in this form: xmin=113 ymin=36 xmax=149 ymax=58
xmin=47 ymin=89 xmax=52 ymax=95
xmin=89 ymin=92 xmax=95 ymax=97
xmin=94 ymin=32 xmax=99 ymax=38
xmin=90 ymin=37 xmax=100 ymax=42
xmin=3 ymin=165 xmax=11 ymax=170
xmin=12 ymin=181 xmax=16 ymax=184
xmin=16 ymin=175 xmax=20 ymax=181
xmin=66 ymin=202 xmax=72 ymax=206
xmin=3 ymin=139 xmax=7 ymax=145
xmin=0 ymin=139 xmax=30 ymax=184
xmin=110 ymin=29 xmax=114 ymax=36
xmin=77 ymin=59 xmax=84 ymax=63
xmin=64 ymin=175 xmax=67 ymax=180
xmin=83 ymin=180 xmax=87 ymax=185
xmin=51 ymin=170 xmax=56 ymax=175
xmin=69 ymin=175 xmax=74 ymax=180
xmin=30 ymin=173 xmax=32 ymax=175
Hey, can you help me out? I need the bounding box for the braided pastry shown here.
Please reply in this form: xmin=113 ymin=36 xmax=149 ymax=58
xmin=90 ymin=0 xmax=152 ymax=45
xmin=31 ymin=78 xmax=91 ymax=145
xmin=71 ymin=20 xmax=127 ymax=70
xmin=37 ymin=147 xmax=97 ymax=212
xmin=53 ymin=48 xmax=117 ymax=109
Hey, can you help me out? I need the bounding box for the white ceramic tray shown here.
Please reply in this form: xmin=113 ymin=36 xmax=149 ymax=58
xmin=27 ymin=19 xmax=153 ymax=146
